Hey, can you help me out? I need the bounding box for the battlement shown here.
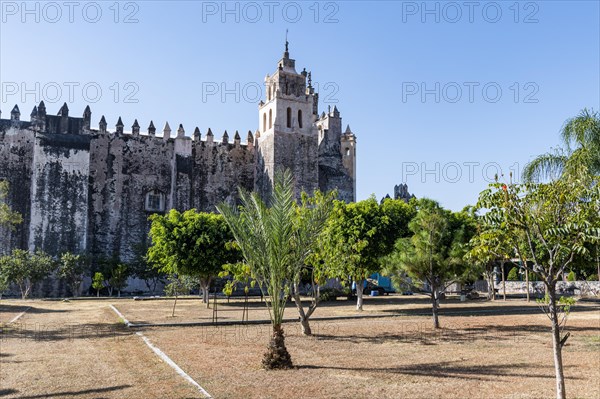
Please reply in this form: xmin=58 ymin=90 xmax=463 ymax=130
xmin=0 ymin=102 xmax=256 ymax=149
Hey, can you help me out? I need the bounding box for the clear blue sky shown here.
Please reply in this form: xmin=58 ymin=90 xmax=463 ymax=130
xmin=1 ymin=1 xmax=599 ymax=210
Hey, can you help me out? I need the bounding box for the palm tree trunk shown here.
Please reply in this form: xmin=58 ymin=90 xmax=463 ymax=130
xmin=262 ymin=324 xmax=293 ymax=370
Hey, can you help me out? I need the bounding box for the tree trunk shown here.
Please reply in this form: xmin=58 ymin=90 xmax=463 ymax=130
xmin=502 ymin=261 xmax=506 ymax=301
xmin=356 ymin=278 xmax=364 ymax=311
xmin=431 ymin=287 xmax=440 ymax=329
xmin=525 ymin=269 xmax=530 ymax=302
xmin=97 ymin=290 xmax=100 ymax=298
xmin=201 ymin=279 xmax=211 ymax=308
xmin=262 ymin=324 xmax=293 ymax=370
xmin=549 ymin=287 xmax=566 ymax=399
xmin=172 ymin=293 xmax=178 ymax=317
xmin=292 ymin=282 xmax=312 ymax=335
xmin=118 ymin=289 xmax=121 ymax=298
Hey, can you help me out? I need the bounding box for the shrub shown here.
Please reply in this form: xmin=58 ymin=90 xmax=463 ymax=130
xmin=320 ymin=288 xmax=344 ymax=302
xmin=586 ymin=274 xmax=598 ymax=281
xmin=507 ymin=267 xmax=520 ymax=281
xmin=567 ymin=271 xmax=576 ymax=282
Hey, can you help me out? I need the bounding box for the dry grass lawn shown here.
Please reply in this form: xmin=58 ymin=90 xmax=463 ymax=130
xmin=1 ymin=296 xmax=599 ymax=399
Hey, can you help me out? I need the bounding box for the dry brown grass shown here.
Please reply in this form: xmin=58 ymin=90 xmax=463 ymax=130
xmin=1 ymin=297 xmax=599 ymax=399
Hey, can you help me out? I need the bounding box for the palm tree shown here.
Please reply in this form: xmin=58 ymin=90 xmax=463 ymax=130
xmin=218 ymin=169 xmax=331 ymax=369
xmin=523 ymin=108 xmax=600 ymax=281
xmin=523 ymin=108 xmax=600 ymax=182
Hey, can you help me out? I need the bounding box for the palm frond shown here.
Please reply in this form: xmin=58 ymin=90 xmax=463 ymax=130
xmin=523 ymin=151 xmax=568 ymax=183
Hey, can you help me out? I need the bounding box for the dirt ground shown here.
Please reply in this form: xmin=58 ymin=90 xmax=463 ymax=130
xmin=1 ymin=296 xmax=599 ymax=399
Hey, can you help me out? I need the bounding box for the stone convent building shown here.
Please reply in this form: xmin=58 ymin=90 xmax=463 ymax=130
xmin=0 ymin=45 xmax=356 ymax=263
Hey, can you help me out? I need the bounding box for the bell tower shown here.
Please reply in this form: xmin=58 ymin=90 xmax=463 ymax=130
xmin=255 ymin=40 xmax=319 ymax=197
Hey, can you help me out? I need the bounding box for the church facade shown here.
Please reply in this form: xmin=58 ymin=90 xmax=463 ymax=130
xmin=0 ymin=46 xmax=356 ymax=263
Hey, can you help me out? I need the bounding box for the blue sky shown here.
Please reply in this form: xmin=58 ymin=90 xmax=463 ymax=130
xmin=1 ymin=1 xmax=599 ymax=210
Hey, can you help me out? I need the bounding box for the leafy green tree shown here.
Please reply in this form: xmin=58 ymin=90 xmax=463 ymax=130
xmin=0 ymin=249 xmax=55 ymax=299
xmin=92 ymin=272 xmax=104 ymax=297
xmin=318 ymin=196 xmax=414 ymax=311
xmin=218 ymin=169 xmax=328 ymax=369
xmin=507 ymin=267 xmax=520 ymax=281
xmin=0 ymin=271 xmax=9 ymax=300
xmin=384 ymin=200 xmax=476 ymax=328
xmin=57 ymin=252 xmax=88 ymax=297
xmin=148 ymin=210 xmax=239 ymax=306
xmin=477 ymin=176 xmax=599 ymax=399
xmin=0 ymin=181 xmax=22 ymax=228
xmin=129 ymin=241 xmax=165 ymax=294
xmin=467 ymin=224 xmax=514 ymax=299
xmin=110 ymin=264 xmax=129 ymax=297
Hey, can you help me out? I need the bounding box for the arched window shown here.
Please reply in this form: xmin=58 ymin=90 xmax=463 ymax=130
xmin=263 ymin=113 xmax=267 ymax=132
xmin=267 ymin=84 xmax=271 ymax=101
xmin=286 ymin=107 xmax=292 ymax=128
xmin=145 ymin=189 xmax=165 ymax=212
xmin=297 ymin=110 xmax=303 ymax=128
xmin=269 ymin=109 xmax=272 ymax=129
xmin=345 ymin=147 xmax=350 ymax=156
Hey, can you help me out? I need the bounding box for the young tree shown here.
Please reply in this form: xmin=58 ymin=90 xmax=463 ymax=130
xmin=148 ymin=210 xmax=239 ymax=306
xmin=0 ymin=249 xmax=55 ymax=299
xmin=0 ymin=271 xmax=9 ymax=300
xmin=110 ymin=264 xmax=129 ymax=297
xmin=467 ymin=224 xmax=513 ymax=300
xmin=92 ymin=272 xmax=104 ymax=297
xmin=477 ymin=176 xmax=599 ymax=399
xmin=384 ymin=200 xmax=476 ymax=328
xmin=0 ymin=181 xmax=22 ymax=228
xmin=318 ymin=197 xmax=414 ymax=311
xmin=164 ymin=274 xmax=197 ymax=317
xmin=218 ymin=169 xmax=329 ymax=369
xmin=57 ymin=252 xmax=88 ymax=297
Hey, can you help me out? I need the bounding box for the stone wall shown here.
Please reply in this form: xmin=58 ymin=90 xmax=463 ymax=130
xmin=482 ymin=280 xmax=600 ymax=297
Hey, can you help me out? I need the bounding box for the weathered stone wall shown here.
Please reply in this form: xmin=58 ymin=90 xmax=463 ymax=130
xmin=192 ymin=137 xmax=255 ymax=212
xmin=0 ymin=122 xmax=34 ymax=254
xmin=29 ymin=132 xmax=91 ymax=255
xmin=88 ymin=132 xmax=176 ymax=262
xmin=317 ymin=111 xmax=354 ymax=202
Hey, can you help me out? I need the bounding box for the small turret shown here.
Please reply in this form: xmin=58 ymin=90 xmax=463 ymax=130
xmin=11 ymin=105 xmax=20 ymax=121
xmin=206 ymin=128 xmax=214 ymax=144
xmin=99 ymin=116 xmax=107 ymax=133
xmin=30 ymin=106 xmax=38 ymax=123
xmin=163 ymin=122 xmax=171 ymax=140
xmin=132 ymin=119 xmax=140 ymax=136
xmin=234 ymin=130 xmax=241 ymax=146
xmin=57 ymin=103 xmax=69 ymax=117
xmin=247 ymin=130 xmax=254 ymax=147
xmin=83 ymin=105 xmax=92 ymax=130
xmin=58 ymin=103 xmax=69 ymax=133
xmin=331 ymin=106 xmax=340 ymax=118
xmin=116 ymin=117 xmax=124 ymax=135
xmin=222 ymin=130 xmax=229 ymax=144
xmin=177 ymin=124 xmax=185 ymax=138
xmin=193 ymin=127 xmax=201 ymax=141
xmin=148 ymin=121 xmax=156 ymax=136
xmin=38 ymin=102 xmax=46 ymax=130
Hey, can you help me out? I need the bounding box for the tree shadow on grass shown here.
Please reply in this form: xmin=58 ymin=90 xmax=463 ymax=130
xmin=0 ymin=322 xmax=131 ymax=342
xmin=10 ymin=385 xmax=132 ymax=398
xmin=296 ymin=361 xmax=572 ymax=382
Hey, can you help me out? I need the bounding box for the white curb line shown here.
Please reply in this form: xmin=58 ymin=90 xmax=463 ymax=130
xmin=136 ymin=332 xmax=213 ymax=398
xmin=8 ymin=307 xmax=31 ymax=324
xmin=109 ymin=304 xmax=212 ymax=398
